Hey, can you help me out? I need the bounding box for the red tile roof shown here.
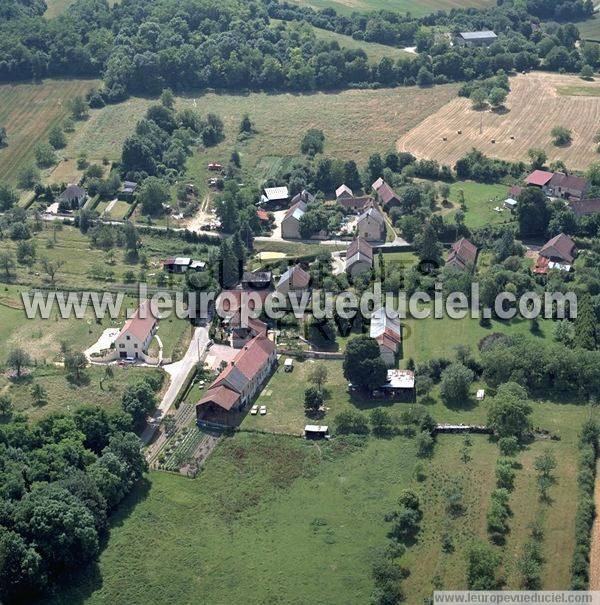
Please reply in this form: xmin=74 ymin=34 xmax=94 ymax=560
xmin=508 ymin=185 xmax=523 ymax=198
xmin=525 ymin=170 xmax=553 ymax=187
xmin=337 ymin=196 xmax=372 ymax=211
xmin=118 ymin=300 xmax=158 ymax=342
xmin=198 ymin=335 xmax=275 ymax=411
xmin=257 ymin=209 xmax=269 ymax=221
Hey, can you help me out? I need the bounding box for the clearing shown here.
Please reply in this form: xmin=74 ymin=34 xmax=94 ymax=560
xmin=0 ymin=79 xmax=99 ymax=185
xmin=397 ymin=72 xmax=600 ymax=171
xmin=286 ymin=0 xmax=493 ymax=18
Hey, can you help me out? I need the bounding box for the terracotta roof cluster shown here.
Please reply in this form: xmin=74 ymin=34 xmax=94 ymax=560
xmin=117 ymin=300 xmax=158 ymax=342
xmin=533 ymin=255 xmax=550 ymax=275
xmin=539 ymin=233 xmax=576 ymax=264
xmin=198 ymin=335 xmax=275 ymax=411
xmin=447 ymin=238 xmax=478 ymax=270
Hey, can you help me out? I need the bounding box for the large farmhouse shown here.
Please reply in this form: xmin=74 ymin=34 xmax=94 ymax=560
xmin=114 ymin=300 xmax=158 ymax=360
xmin=196 ymin=335 xmax=277 ymax=428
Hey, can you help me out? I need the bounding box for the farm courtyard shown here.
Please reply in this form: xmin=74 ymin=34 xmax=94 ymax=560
xmin=397 ymin=72 xmax=600 ymax=171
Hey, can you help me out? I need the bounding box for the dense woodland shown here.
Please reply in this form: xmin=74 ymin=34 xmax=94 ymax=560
xmin=0 ymin=0 xmax=598 ymax=97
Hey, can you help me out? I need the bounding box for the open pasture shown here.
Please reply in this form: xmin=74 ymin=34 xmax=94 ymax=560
xmin=397 ymin=72 xmax=600 ymax=171
xmin=286 ymin=0 xmax=494 ymax=18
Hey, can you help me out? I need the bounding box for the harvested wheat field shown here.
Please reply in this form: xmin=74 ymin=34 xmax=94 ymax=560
xmin=397 ymin=72 xmax=600 ymax=171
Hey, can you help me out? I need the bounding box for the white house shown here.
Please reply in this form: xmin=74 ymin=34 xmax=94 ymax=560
xmin=114 ymin=300 xmax=158 ymax=360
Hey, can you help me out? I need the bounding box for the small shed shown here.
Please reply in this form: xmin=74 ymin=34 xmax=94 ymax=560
xmin=476 ymin=389 xmax=485 ymax=400
xmin=304 ymin=425 xmax=329 ymax=440
xmin=504 ymin=198 xmax=518 ymax=212
xmin=284 ymin=358 xmax=294 ymax=372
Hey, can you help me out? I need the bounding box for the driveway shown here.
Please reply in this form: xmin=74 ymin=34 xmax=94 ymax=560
xmin=142 ymin=326 xmax=210 ymax=443
xmin=84 ymin=328 xmax=120 ymax=360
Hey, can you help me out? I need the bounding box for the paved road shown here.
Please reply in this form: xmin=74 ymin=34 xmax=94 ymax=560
xmin=141 ymin=326 xmax=210 ymax=444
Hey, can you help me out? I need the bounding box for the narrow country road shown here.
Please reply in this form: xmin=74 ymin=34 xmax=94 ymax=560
xmin=141 ymin=326 xmax=210 ymax=444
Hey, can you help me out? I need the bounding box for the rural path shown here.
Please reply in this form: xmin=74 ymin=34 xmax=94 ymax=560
xmin=40 ymin=212 xmax=222 ymax=238
xmin=103 ymin=198 xmax=118 ymax=214
xmin=141 ymin=326 xmax=210 ymax=444
xmin=331 ymin=251 xmax=345 ymax=276
xmin=589 ymin=461 xmax=600 ymax=589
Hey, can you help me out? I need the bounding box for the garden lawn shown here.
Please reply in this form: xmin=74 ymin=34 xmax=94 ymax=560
xmin=443 ymin=180 xmax=515 ymax=230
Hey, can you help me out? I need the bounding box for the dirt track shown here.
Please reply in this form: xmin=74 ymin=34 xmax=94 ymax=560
xmin=396 ymin=72 xmax=600 ymax=171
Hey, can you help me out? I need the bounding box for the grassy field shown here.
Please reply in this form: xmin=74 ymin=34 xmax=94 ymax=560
xmin=65 ymin=84 xmax=459 ymax=187
xmin=0 ymin=365 xmax=163 ymax=421
xmin=577 ymin=15 xmax=600 ymax=41
xmin=1 ymin=223 xmax=214 ymax=289
xmin=0 ymin=79 xmax=100 ymax=185
xmin=272 ymin=19 xmax=413 ymax=63
xmin=286 ymin=0 xmax=493 ymax=18
xmin=397 ymin=72 xmax=600 ymax=171
xmin=47 ymin=394 xmax=591 ymax=603
xmin=48 ymin=432 xmax=420 ymax=604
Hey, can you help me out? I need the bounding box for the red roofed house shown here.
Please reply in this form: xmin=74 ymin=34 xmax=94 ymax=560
xmin=196 ymin=335 xmax=277 ymax=427
xmin=446 ymin=238 xmax=478 ymax=271
xmin=357 ymin=204 xmax=386 ymax=242
xmin=524 ymin=170 xmax=554 ymax=191
xmin=539 ymin=233 xmax=576 ymax=264
xmin=372 ymin=179 xmax=402 ymax=210
xmin=114 ymin=300 xmax=158 ymax=360
xmin=370 ymin=307 xmax=402 ymax=367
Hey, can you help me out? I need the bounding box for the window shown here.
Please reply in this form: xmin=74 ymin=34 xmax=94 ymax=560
xmin=119 ymin=344 xmax=124 ymax=348
xmin=134 ymin=343 xmax=138 ymax=349
xmin=126 ymin=335 xmax=130 ymax=340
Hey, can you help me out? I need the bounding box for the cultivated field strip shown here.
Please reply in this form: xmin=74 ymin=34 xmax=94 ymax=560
xmin=0 ymin=79 xmax=99 ymax=184
xmin=397 ymin=72 xmax=600 ymax=170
